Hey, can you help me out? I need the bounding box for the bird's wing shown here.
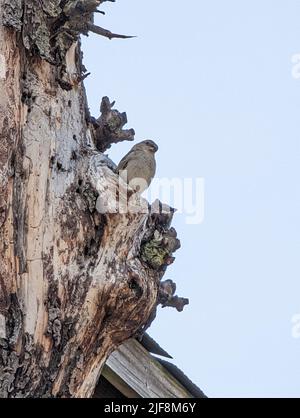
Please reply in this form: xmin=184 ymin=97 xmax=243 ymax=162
xmin=117 ymin=149 xmax=138 ymax=172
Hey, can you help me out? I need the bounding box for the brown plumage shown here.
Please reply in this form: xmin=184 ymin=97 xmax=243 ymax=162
xmin=117 ymin=140 xmax=158 ymax=193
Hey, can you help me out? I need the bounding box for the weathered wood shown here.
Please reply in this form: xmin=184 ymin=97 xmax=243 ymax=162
xmin=101 ymin=365 xmax=140 ymax=398
xmin=91 ymin=96 xmax=135 ymax=153
xmin=106 ymin=339 xmax=193 ymax=398
xmin=0 ymin=0 xmax=187 ymax=398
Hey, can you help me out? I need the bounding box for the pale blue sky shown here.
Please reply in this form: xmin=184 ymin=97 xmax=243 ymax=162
xmin=82 ymin=0 xmax=300 ymax=397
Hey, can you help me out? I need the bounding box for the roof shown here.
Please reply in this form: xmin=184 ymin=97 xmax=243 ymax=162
xmin=155 ymin=358 xmax=207 ymax=398
xmin=94 ymin=333 xmax=206 ymax=398
xmin=139 ymin=333 xmax=173 ymax=359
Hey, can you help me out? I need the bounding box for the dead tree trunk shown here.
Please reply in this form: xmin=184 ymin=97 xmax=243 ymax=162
xmin=0 ymin=1 xmax=187 ymax=398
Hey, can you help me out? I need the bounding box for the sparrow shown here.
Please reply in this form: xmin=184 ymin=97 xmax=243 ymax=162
xmin=117 ymin=140 xmax=158 ymax=193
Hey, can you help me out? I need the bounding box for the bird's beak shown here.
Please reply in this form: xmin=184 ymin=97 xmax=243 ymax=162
xmin=152 ymin=143 xmax=158 ymax=152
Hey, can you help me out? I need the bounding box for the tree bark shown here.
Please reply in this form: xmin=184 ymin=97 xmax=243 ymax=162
xmin=0 ymin=1 xmax=187 ymax=398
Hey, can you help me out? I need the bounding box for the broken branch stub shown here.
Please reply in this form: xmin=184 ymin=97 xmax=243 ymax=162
xmin=91 ymin=96 xmax=135 ymax=152
xmin=87 ymin=23 xmax=136 ymax=40
xmin=3 ymin=0 xmax=134 ymax=88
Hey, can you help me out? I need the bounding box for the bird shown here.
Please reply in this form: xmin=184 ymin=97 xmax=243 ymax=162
xmin=117 ymin=140 xmax=158 ymax=193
